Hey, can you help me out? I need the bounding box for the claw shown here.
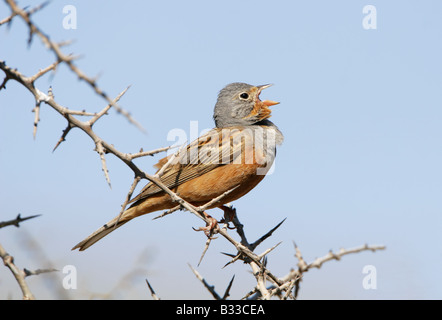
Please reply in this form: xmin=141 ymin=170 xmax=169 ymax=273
xmin=193 ymin=212 xmax=220 ymax=238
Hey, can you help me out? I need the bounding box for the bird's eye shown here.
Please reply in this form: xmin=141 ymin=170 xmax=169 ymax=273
xmin=239 ymin=92 xmax=249 ymax=100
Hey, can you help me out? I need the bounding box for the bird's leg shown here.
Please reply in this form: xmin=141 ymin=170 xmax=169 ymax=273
xmin=218 ymin=205 xmax=237 ymax=230
xmin=193 ymin=211 xmax=220 ymax=238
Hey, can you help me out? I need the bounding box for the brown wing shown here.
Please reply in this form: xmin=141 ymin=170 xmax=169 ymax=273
xmin=129 ymin=127 xmax=250 ymax=205
xmin=130 ymin=129 xmax=225 ymax=203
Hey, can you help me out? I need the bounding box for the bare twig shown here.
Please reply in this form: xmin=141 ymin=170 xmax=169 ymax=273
xmin=115 ymin=176 xmax=142 ymax=226
xmin=52 ymin=123 xmax=73 ymax=152
xmin=288 ymin=243 xmax=386 ymax=299
xmin=28 ymin=60 xmax=60 ymax=83
xmin=0 ymin=1 xmax=49 ymax=27
xmin=95 ymin=141 xmax=111 ymax=188
xmin=0 ymin=243 xmax=35 ymax=300
xmin=153 ymin=142 xmax=187 ymax=179
xmin=257 ymin=241 xmax=282 ymax=260
xmin=23 ymin=267 xmax=58 ymax=277
xmin=303 ymin=243 xmax=386 ymax=270
xmin=88 ymin=86 xmax=130 ymax=127
xmin=152 ymin=205 xmax=181 ymax=220
xmin=199 ymin=188 xmax=239 ymax=212
xmin=128 ymin=145 xmax=175 ymax=160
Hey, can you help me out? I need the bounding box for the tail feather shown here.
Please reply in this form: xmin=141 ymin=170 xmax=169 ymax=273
xmin=72 ymin=215 xmax=129 ymax=251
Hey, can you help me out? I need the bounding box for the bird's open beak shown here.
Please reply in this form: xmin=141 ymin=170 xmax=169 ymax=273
xmin=257 ymin=84 xmax=279 ymax=107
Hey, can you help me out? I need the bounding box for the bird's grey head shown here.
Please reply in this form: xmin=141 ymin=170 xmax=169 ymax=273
xmin=213 ymin=82 xmax=279 ymax=128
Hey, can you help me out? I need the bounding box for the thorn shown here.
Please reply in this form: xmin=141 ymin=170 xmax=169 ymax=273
xmin=0 ymin=213 xmax=42 ymax=229
xmin=222 ymin=275 xmax=235 ymax=300
xmin=221 ymin=252 xmax=236 ymax=258
xmin=145 ymin=278 xmax=160 ymax=300
xmin=16 ymin=213 xmax=41 ymax=225
xmin=221 ymin=252 xmax=241 ymax=268
xmin=250 ymin=218 xmax=287 ymax=251
xmin=152 ymin=205 xmax=181 ymax=220
xmin=197 ymin=237 xmax=212 ymax=267
xmin=257 ymin=241 xmax=282 ymax=260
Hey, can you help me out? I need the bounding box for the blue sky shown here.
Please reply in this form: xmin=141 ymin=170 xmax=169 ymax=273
xmin=1 ymin=1 xmax=441 ymax=299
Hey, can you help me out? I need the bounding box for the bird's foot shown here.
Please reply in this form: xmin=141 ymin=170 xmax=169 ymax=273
xmin=193 ymin=211 xmax=220 ymax=238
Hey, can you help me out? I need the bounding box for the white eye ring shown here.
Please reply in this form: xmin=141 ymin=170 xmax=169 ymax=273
xmin=239 ymin=92 xmax=249 ymax=100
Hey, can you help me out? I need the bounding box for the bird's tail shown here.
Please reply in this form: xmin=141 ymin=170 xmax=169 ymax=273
xmin=72 ymin=214 xmax=130 ymax=251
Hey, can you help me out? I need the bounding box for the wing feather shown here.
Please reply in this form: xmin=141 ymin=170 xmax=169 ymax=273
xmin=129 ymin=128 xmax=251 ymax=205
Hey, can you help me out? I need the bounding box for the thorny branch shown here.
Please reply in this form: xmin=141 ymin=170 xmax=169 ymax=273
xmin=0 ymin=214 xmax=57 ymax=300
xmin=0 ymin=243 xmax=35 ymax=300
xmin=290 ymin=243 xmax=386 ymax=299
xmin=1 ymin=0 xmax=386 ymax=300
xmin=2 ymin=0 xmax=144 ymax=131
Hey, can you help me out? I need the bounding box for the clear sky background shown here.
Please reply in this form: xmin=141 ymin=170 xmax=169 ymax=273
xmin=1 ymin=1 xmax=441 ymax=299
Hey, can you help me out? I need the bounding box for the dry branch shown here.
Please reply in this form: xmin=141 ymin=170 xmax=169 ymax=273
xmin=289 ymin=243 xmax=386 ymax=299
xmin=0 ymin=214 xmax=57 ymax=299
xmin=3 ymin=0 xmax=144 ymax=131
xmin=0 ymin=243 xmax=35 ymax=300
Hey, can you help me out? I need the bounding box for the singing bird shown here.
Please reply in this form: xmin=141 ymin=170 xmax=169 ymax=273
xmin=73 ymin=82 xmax=283 ymax=251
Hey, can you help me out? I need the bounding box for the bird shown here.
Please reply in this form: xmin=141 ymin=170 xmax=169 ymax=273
xmin=72 ymin=82 xmax=283 ymax=251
